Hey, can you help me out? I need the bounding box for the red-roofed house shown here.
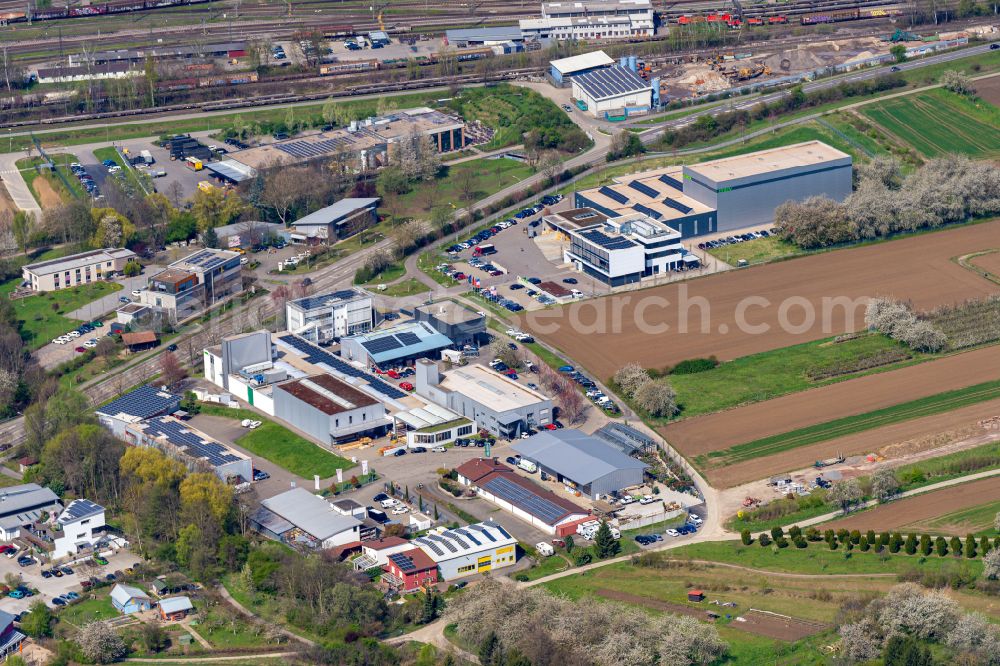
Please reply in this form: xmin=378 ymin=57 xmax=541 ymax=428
xmin=353 ymin=536 xmax=413 ymax=571
xmin=382 ymin=548 xmax=437 ymax=593
xmin=455 ymin=458 xmax=509 ymax=486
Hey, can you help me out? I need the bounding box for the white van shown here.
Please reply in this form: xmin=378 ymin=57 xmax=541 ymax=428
xmin=535 ymin=542 xmax=554 ymax=557
xmin=517 ymin=459 xmax=538 ymax=474
xmin=687 ymin=513 xmax=703 ymax=526
xmin=576 ymin=520 xmax=600 ymax=537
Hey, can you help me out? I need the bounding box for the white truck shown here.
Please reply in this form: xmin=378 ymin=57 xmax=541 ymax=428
xmin=517 ymin=458 xmax=538 ymax=473
xmin=140 ymin=150 xmax=154 ymax=165
xmin=535 ymin=542 xmax=554 ymax=557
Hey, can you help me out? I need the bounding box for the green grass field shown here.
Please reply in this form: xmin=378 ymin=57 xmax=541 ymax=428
xmin=671 ymin=334 xmax=917 ymax=419
xmin=395 ymin=158 xmax=535 ymax=218
xmin=903 ymin=499 xmax=1000 ymax=537
xmin=58 ymin=591 xmax=117 ymax=627
xmin=16 ymin=154 xmax=83 ymax=205
xmin=860 ymin=87 xmax=1000 ymax=158
xmin=379 ymin=278 xmax=430 ymax=297
xmin=704 ymin=379 xmax=1000 ymax=466
xmin=0 ymin=280 xmax=121 ymax=350
xmin=706 ymin=235 xmax=803 ymax=266
xmin=197 ymin=404 xmax=355 ymax=478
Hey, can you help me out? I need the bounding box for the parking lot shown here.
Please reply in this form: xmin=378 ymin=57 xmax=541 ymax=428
xmin=0 ymin=548 xmax=142 ymax=614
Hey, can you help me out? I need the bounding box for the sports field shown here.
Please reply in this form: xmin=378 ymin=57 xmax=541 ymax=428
xmin=859 ymin=87 xmax=1000 ymax=158
xmin=524 ymin=219 xmax=1000 ymax=383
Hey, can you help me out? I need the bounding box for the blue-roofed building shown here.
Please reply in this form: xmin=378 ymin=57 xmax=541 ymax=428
xmin=340 ymin=321 xmax=453 ymax=369
xmin=158 ymin=596 xmax=194 ymax=620
xmin=290 ymin=198 xmax=379 ymax=246
xmin=0 ymin=610 xmax=25 ymax=658
xmin=111 ymin=584 xmax=152 ymax=614
xmin=285 ymin=290 xmax=373 ymax=344
xmin=125 ymin=416 xmax=253 ymax=484
xmin=571 ymin=64 xmax=652 ymax=118
xmin=96 ymin=384 xmax=181 ymax=437
xmin=511 ymin=429 xmax=648 ymax=499
xmin=411 ymin=520 xmax=518 ymax=579
xmin=53 ymin=499 xmax=107 ymax=559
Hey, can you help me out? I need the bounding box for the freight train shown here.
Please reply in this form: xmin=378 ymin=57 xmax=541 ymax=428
xmin=0 ymin=0 xmax=211 ymax=24
xmin=671 ymin=2 xmax=906 ymax=27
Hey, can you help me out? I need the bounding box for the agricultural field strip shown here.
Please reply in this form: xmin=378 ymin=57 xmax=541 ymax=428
xmin=822 ymin=476 xmax=1000 ymax=533
xmin=660 ymin=343 xmax=1000 ymax=457
xmin=527 ymin=219 xmax=1000 ymax=381
xmin=904 ymin=499 xmax=1000 ymax=536
xmin=705 ymin=379 xmax=1000 ymax=465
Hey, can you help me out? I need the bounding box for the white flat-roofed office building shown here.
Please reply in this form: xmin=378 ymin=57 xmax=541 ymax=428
xmin=22 ymin=248 xmax=136 ymax=292
xmin=285 ymin=290 xmax=374 ymax=344
xmin=681 ymin=140 xmax=853 ymax=231
xmin=411 ymin=520 xmax=517 ymax=579
xmin=545 ymin=208 xmax=690 ymax=286
xmin=414 ymin=360 xmax=552 ymax=438
xmin=571 ymin=65 xmax=652 ymax=118
xmin=290 ymin=198 xmax=380 ymax=245
xmin=526 ymin=1 xmax=653 ymax=43
xmin=575 ymin=140 xmax=852 ymax=235
xmin=53 ymin=499 xmax=106 ymax=559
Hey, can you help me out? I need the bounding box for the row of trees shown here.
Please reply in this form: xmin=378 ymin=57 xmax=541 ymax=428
xmin=774 ymin=154 xmax=1000 ymax=249
xmin=865 ymin=297 xmax=946 ymax=352
xmin=839 ymin=583 xmax=1000 ymax=663
xmin=613 ymin=363 xmax=680 ymax=418
xmin=447 ymin=578 xmax=728 ymax=666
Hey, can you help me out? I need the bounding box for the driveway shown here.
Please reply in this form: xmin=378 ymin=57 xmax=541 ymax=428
xmin=0 ymin=548 xmax=142 ymax=612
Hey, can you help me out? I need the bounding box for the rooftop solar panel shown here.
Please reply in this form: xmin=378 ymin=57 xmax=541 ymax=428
xmin=628 ymin=180 xmax=660 ymax=198
xmin=455 ymin=528 xmax=481 ymax=546
xmin=60 ymin=499 xmax=103 ymax=522
xmin=658 ymin=173 xmax=683 ymax=190
xmin=389 ymin=552 xmax=416 ymax=572
xmin=574 ymin=65 xmax=650 ymax=102
xmin=276 ymin=334 xmax=406 ymax=400
xmin=98 ymin=384 xmax=179 ymax=420
xmin=632 ymin=203 xmax=662 ymax=220
xmin=142 ymin=417 xmax=244 ymax=468
xmin=581 ymin=229 xmax=637 ymax=251
xmin=598 ymin=186 xmax=629 ymax=205
xmin=493 ymin=524 xmax=513 ymax=540
xmin=466 ymin=523 xmax=496 ymax=542
xmin=292 ymin=290 xmax=360 ymax=311
xmin=395 ymin=331 xmax=421 ymax=346
xmin=483 ymin=476 xmax=570 ymax=525
xmin=363 ymin=336 xmax=403 ymax=355
xmin=415 ymin=537 xmax=443 ymax=556
xmin=427 ymin=533 xmax=457 ymax=553
xmin=662 ymin=197 xmax=693 ymax=214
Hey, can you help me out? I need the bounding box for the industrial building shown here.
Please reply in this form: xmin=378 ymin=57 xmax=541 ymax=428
xmin=21 ymin=248 xmax=136 ymax=292
xmin=124 ymin=416 xmax=253 ymax=484
xmin=340 ymin=322 xmax=454 ymax=369
xmin=273 ymin=374 xmax=390 ymax=445
xmin=413 ymin=301 xmax=487 ymax=347
xmin=36 ymin=62 xmax=139 ymax=84
xmin=547 ymin=50 xmax=614 ymax=85
xmin=393 ymin=403 xmax=475 ymax=448
xmin=511 ymin=429 xmax=647 ymax=499
xmin=571 ymin=64 xmax=653 ymax=119
xmin=230 ymin=107 xmax=467 ymax=173
xmin=575 ymin=141 xmax=852 ymax=235
xmin=0 ymin=484 xmax=62 ymax=542
xmin=411 ymin=521 xmax=517 ymax=579
xmin=445 ymin=26 xmax=524 ymax=47
xmin=522 ymin=0 xmax=654 ymax=42
xmin=544 ymin=209 xmax=692 ymax=286
xmin=285 ymin=290 xmax=374 ymax=343
xmin=139 ymin=248 xmax=243 ymax=322
xmin=252 ymin=487 xmax=363 ymax=550
xmin=415 ymin=360 xmax=552 ymax=438
xmin=289 ymin=199 xmax=380 ymax=246
xmin=456 ymin=458 xmax=590 ymax=534
xmin=96 ymin=384 xmax=181 ymax=438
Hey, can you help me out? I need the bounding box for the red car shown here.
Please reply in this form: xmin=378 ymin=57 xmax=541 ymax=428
xmin=455 ymin=273 xmax=466 ymax=280
xmin=387 ymin=370 xmax=400 ymax=379
xmin=75 ymin=346 xmax=86 ymax=353
xmin=544 ymin=423 xmax=558 ymax=430
xmin=399 ymin=382 xmax=414 ymax=391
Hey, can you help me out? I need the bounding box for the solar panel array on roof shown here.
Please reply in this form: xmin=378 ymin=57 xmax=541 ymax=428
xmin=658 ymin=173 xmax=684 ymax=190
xmin=493 ymin=523 xmax=512 ymax=540
xmin=449 ymin=532 xmax=470 ymax=549
xmin=483 ymin=476 xmax=572 ymax=525
xmin=395 ymin=331 xmax=421 ymax=346
xmin=362 ymin=336 xmax=402 ymax=355
xmin=581 ymin=229 xmax=637 ymax=250
xmin=60 ymin=499 xmax=103 ymax=522
xmin=598 ymin=186 xmax=629 ymax=204
xmin=455 ymin=528 xmax=480 ymax=546
xmin=632 ymin=203 xmax=662 ymax=220
xmin=414 ymin=537 xmax=443 ymax=556
xmin=276 ymin=334 xmax=406 ymax=400
xmin=183 ymin=250 xmax=227 ymax=270
xmin=427 ymin=533 xmax=457 ymax=553
xmin=467 ymin=523 xmax=496 ymax=542
xmin=662 ymin=197 xmax=693 ymax=214
xmin=143 ymin=417 xmax=245 ymax=467
xmin=388 ymin=552 xmax=416 ymax=572
xmin=628 ymin=180 xmax=660 ymax=198
xmin=276 ymin=137 xmax=354 ymax=160
xmin=574 ymin=65 xmax=650 ymax=102
xmin=98 ymin=384 xmax=178 ymax=420
xmin=293 ymin=290 xmax=361 ymax=311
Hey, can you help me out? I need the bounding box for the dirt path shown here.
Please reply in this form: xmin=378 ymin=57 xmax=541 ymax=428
xmin=822 ymin=475 xmax=1000 ymax=533
xmin=215 ymin=585 xmax=316 ymax=648
xmin=124 ymin=654 xmax=300 ymax=663
xmin=31 ymin=172 xmax=64 ymax=208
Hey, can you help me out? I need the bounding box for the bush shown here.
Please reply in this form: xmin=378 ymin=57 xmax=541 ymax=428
xmin=669 ymin=357 xmax=719 ymax=375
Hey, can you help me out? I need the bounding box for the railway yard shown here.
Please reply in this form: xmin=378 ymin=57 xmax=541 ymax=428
xmin=0 ymin=0 xmax=998 ymax=662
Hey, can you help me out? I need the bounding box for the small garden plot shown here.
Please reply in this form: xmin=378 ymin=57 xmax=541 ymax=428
xmin=730 ymin=610 xmax=828 ymax=642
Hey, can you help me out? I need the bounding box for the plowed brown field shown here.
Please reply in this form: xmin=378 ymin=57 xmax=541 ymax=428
xmin=700 ymin=397 xmax=1000 ymax=488
xmin=660 ymin=346 xmax=1000 ymax=456
xmin=970 ymin=250 xmax=1000 ymax=277
xmin=978 ymin=75 xmax=1000 ymax=107
xmin=524 ymin=220 xmax=1000 ymax=381
xmin=822 ymin=476 xmax=1000 ymax=533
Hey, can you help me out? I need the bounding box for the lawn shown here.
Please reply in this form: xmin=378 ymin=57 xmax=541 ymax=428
xmin=16 ymin=154 xmax=83 ymax=206
xmin=705 ymin=379 xmax=1000 ymax=466
xmin=706 ymin=235 xmax=803 ymax=266
xmin=197 ymin=404 xmax=356 ymax=478
xmin=58 ymin=592 xmax=117 ymax=627
xmin=860 ymin=87 xmax=1000 ymax=158
xmin=0 ymin=280 xmax=121 ymax=350
xmin=417 ymin=251 xmax=459 ymax=287
xmin=670 ymin=334 xmax=919 ymax=419
xmin=518 ymin=553 xmax=573 ymax=581
xmin=198 ymin=607 xmax=273 ymax=649
xmin=394 ymin=157 xmax=535 ymax=218
xmin=356 ymin=261 xmax=407 ymax=286
xmin=379 ymin=278 xmax=430 ymax=297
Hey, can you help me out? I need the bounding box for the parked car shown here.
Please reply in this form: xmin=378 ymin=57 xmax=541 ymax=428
xmin=431 ymin=446 xmax=447 ymax=453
